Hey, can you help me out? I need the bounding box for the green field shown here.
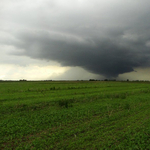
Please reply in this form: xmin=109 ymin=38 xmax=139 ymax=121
xmin=0 ymin=81 xmax=150 ymax=149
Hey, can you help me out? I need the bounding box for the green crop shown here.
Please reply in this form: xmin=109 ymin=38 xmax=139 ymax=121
xmin=0 ymin=81 xmax=150 ymax=149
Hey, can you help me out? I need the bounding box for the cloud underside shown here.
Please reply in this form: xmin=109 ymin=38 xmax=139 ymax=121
xmin=1 ymin=0 xmax=150 ymax=78
xmin=11 ymin=28 xmax=150 ymax=78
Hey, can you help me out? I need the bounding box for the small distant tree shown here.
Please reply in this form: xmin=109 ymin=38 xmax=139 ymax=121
xmin=19 ymin=79 xmax=27 ymax=81
xmin=89 ymin=79 xmax=95 ymax=81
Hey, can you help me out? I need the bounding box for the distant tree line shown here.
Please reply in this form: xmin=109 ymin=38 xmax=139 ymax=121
xmin=19 ymin=79 xmax=27 ymax=81
xmin=89 ymin=79 xmax=116 ymax=81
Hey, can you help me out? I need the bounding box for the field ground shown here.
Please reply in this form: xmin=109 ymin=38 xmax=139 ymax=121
xmin=0 ymin=81 xmax=150 ymax=149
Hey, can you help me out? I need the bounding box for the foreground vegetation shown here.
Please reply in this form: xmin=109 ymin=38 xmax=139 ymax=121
xmin=0 ymin=81 xmax=150 ymax=149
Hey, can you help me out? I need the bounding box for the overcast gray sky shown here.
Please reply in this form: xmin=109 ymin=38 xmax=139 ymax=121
xmin=1 ymin=0 xmax=150 ymax=80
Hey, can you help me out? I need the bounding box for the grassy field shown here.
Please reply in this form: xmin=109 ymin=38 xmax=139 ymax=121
xmin=0 ymin=81 xmax=150 ymax=149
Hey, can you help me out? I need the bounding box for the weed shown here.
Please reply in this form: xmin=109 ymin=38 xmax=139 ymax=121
xmin=58 ymin=99 xmax=73 ymax=108
xmin=124 ymin=103 xmax=130 ymax=110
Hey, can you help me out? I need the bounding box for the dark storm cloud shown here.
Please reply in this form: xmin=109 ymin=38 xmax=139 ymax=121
xmin=12 ymin=27 xmax=150 ymax=78
xmin=1 ymin=0 xmax=150 ymax=78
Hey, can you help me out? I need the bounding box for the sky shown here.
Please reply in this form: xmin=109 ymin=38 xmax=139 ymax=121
xmin=0 ymin=0 xmax=150 ymax=80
